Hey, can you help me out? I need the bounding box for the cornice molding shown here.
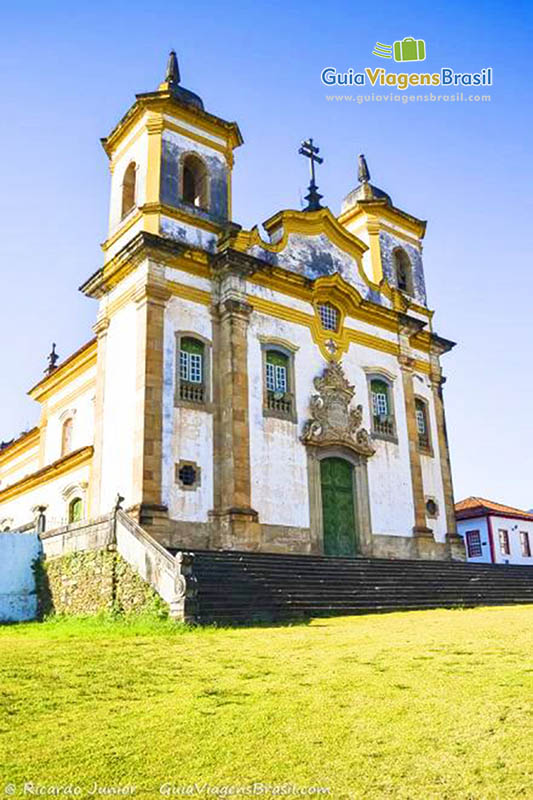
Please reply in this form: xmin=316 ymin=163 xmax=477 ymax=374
xmin=0 ymin=446 xmax=93 ymax=504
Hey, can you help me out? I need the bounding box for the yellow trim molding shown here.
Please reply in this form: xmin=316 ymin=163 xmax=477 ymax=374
xmin=29 ymin=340 xmax=97 ymax=404
xmin=0 ymin=446 xmax=93 ymax=504
xmin=0 ymin=427 xmax=40 ymax=467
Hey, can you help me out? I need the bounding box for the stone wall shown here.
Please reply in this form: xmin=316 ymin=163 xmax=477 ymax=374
xmin=37 ymin=548 xmax=168 ymax=618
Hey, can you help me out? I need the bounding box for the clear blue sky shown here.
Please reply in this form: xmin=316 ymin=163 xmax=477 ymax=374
xmin=1 ymin=0 xmax=532 ymax=507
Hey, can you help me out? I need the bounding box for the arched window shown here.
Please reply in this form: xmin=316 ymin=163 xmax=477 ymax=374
xmin=317 ymin=303 xmax=339 ymax=332
xmin=68 ymin=497 xmax=83 ymax=524
xmin=393 ymin=248 xmax=412 ymax=294
xmin=370 ymin=378 xmax=396 ymax=438
xmin=61 ymin=418 xmax=73 ymax=457
xmin=181 ymin=154 xmax=208 ymax=209
xmin=178 ymin=336 xmax=205 ymax=403
xmin=121 ymin=162 xmax=136 ymax=218
xmin=415 ymin=397 xmax=431 ymax=452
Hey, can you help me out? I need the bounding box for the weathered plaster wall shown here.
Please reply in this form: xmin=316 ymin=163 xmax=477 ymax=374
xmin=249 ymin=233 xmax=388 ymax=307
xmin=162 ymin=294 xmax=214 ymax=523
xmin=246 ymin=303 xmax=417 ymax=537
xmin=160 ymin=127 xmax=228 ymax=227
xmin=160 ymin=215 xmax=218 ymax=252
xmin=414 ymin=374 xmax=447 ymax=542
xmin=0 ymin=532 xmax=41 ymax=622
xmin=379 ymin=231 xmax=427 ymax=306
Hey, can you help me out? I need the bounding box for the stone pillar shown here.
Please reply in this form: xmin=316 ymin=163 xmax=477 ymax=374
xmin=131 ymin=273 xmax=170 ymax=536
xmin=429 ymin=348 xmax=465 ymax=560
xmin=209 ymin=252 xmax=260 ymax=550
xmin=399 ymin=357 xmax=432 ymax=542
xmin=89 ymin=315 xmax=110 ymax=517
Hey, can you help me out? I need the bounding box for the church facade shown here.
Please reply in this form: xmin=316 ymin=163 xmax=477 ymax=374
xmin=0 ymin=53 xmax=464 ymax=561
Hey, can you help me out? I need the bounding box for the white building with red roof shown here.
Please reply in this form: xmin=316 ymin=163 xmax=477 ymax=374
xmin=456 ymin=497 xmax=533 ymax=565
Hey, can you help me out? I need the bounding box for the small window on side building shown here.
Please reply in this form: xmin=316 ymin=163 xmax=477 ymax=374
xmin=499 ymin=529 xmax=510 ymax=556
xmin=466 ymin=529 xmax=482 ymax=558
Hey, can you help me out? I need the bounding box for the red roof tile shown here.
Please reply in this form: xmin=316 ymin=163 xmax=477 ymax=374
xmin=455 ymin=496 xmax=533 ymax=522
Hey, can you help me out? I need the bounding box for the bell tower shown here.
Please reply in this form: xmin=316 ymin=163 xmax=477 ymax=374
xmin=101 ymin=51 xmax=243 ymax=264
xmin=338 ymin=155 xmax=428 ymax=309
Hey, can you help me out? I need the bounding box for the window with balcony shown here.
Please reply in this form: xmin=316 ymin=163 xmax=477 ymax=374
xmin=369 ymin=378 xmax=396 ymax=439
xmin=176 ymin=335 xmax=210 ymax=407
xmin=263 ymin=347 xmax=296 ymax=421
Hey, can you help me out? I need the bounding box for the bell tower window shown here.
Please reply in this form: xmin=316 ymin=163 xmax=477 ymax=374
xmin=181 ymin=154 xmax=208 ymax=210
xmin=121 ymin=162 xmax=136 ymax=218
xmin=393 ymin=248 xmax=412 ymax=295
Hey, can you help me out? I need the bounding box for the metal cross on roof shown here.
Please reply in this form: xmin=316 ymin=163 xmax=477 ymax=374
xmin=299 ymin=138 xmax=324 ymax=212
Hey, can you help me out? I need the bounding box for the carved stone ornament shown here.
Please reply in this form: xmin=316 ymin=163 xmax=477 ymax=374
xmin=301 ymin=361 xmax=376 ymax=457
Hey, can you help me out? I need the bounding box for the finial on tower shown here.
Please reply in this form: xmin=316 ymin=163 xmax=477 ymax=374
xmin=45 ymin=343 xmax=59 ymax=375
xmin=358 ymin=153 xmax=370 ymax=184
xmin=165 ymin=50 xmax=181 ymax=85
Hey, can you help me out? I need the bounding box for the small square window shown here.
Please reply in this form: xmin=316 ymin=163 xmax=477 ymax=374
xmin=318 ymin=303 xmax=339 ymax=332
xmin=175 ymin=460 xmax=201 ymax=491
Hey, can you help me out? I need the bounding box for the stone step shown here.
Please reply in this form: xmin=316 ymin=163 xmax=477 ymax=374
xmin=170 ymin=548 xmax=533 ymax=624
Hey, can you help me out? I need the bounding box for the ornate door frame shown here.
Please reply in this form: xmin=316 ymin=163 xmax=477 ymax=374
xmin=301 ymin=361 xmax=375 ymax=556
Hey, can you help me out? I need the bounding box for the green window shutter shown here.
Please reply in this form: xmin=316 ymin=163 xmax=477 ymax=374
xmin=371 ymin=379 xmax=389 ymax=415
xmin=181 ymin=337 xmax=204 ymax=357
xmin=266 ymin=350 xmax=289 ymax=393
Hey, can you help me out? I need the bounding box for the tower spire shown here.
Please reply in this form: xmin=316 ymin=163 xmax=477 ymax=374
xmin=358 ymin=153 xmax=370 ymax=184
xmin=165 ymin=49 xmax=181 ymax=86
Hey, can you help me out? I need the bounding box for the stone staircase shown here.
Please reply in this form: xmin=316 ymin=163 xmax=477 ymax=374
xmin=167 ymin=549 xmax=533 ymax=625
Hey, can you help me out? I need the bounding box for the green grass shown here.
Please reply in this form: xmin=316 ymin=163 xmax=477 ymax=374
xmin=1 ymin=607 xmax=533 ymax=799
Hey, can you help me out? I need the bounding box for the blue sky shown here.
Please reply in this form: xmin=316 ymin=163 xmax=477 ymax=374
xmin=1 ymin=0 xmax=532 ymax=507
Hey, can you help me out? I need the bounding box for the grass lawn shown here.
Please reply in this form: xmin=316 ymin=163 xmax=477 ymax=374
xmin=1 ymin=606 xmax=532 ymax=800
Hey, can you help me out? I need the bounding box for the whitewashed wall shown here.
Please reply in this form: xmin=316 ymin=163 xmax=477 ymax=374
xmin=246 ymin=288 xmax=423 ymax=537
xmin=0 ymin=464 xmax=91 ymax=532
xmin=0 ymin=532 xmax=41 ymax=622
xmin=98 ymin=295 xmax=138 ymax=513
xmin=107 ymin=120 xmax=148 ymax=235
xmin=163 ymin=291 xmax=214 ymax=522
xmin=457 ymin=517 xmax=492 ymax=563
xmin=0 ymin=441 xmax=40 ymax=492
xmin=42 ymin=368 xmax=96 ymax=467
xmin=458 ymin=515 xmax=533 ymax=566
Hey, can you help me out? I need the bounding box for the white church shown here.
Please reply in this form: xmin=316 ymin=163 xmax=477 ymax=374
xmin=0 ymin=52 xmax=464 ymax=562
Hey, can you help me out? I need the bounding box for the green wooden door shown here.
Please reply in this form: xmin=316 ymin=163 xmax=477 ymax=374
xmin=320 ymin=458 xmax=357 ymax=556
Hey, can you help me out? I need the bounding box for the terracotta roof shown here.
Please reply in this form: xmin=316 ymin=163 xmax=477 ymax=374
xmin=455 ymin=496 xmax=533 ymax=522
